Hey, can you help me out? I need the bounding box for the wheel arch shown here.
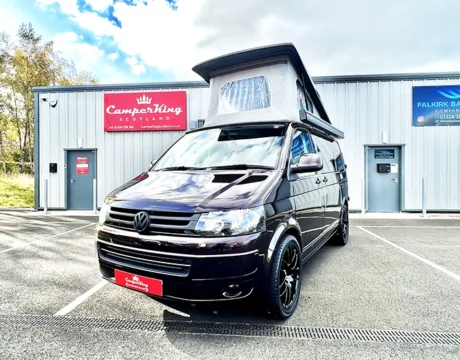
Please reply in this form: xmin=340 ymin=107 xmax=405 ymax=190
xmin=267 ymin=216 xmax=302 ymax=263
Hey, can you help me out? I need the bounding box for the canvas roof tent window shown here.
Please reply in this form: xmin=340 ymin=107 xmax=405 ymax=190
xmin=192 ymin=43 xmax=344 ymax=139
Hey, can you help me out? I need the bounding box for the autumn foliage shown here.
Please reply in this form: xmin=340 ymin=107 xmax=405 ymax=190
xmin=0 ymin=23 xmax=98 ymax=174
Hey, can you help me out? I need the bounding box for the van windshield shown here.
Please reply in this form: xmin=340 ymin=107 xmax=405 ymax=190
xmin=153 ymin=125 xmax=286 ymax=171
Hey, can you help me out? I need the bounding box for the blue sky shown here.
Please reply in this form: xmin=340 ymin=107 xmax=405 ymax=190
xmin=1 ymin=0 xmax=459 ymax=85
xmin=0 ymin=0 xmax=203 ymax=83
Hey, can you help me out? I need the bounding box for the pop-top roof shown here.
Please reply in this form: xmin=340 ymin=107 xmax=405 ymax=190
xmin=192 ymin=43 xmax=331 ymax=124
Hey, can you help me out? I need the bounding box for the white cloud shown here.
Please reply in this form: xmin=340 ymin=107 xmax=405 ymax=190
xmin=109 ymin=0 xmax=213 ymax=80
xmin=34 ymin=0 xmax=460 ymax=82
xmin=84 ymin=0 xmax=114 ymax=13
xmin=108 ymin=52 xmax=119 ymax=61
xmin=104 ymin=65 xmax=116 ymax=73
xmin=126 ymin=57 xmax=146 ymax=76
xmin=36 ymin=0 xmax=79 ymax=16
xmin=53 ymin=32 xmax=104 ymax=70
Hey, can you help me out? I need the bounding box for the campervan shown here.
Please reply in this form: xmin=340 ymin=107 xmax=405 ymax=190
xmin=96 ymin=43 xmax=349 ymax=319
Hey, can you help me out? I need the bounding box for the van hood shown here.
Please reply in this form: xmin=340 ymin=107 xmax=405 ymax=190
xmin=105 ymin=170 xmax=280 ymax=213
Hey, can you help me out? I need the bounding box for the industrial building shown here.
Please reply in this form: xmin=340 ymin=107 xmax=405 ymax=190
xmin=33 ymin=71 xmax=460 ymax=213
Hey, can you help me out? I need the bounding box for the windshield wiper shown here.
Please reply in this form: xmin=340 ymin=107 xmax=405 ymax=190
xmin=158 ymin=166 xmax=205 ymax=171
xmin=204 ymin=164 xmax=275 ymax=170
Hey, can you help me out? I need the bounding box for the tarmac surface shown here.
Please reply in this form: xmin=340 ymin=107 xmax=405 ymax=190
xmin=0 ymin=211 xmax=459 ymax=359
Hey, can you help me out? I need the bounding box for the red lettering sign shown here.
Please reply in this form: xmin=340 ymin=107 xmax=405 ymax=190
xmin=76 ymin=156 xmax=89 ymax=174
xmin=104 ymin=91 xmax=187 ymax=132
xmin=115 ymin=269 xmax=163 ymax=296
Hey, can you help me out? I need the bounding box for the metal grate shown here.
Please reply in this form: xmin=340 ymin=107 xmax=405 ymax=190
xmin=0 ymin=314 xmax=459 ymax=346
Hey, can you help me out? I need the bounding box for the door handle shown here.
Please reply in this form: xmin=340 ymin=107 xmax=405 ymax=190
xmin=70 ymin=178 xmax=75 ymax=183
xmin=323 ymin=177 xmax=328 ymax=183
xmin=316 ymin=178 xmax=321 ymax=184
xmin=393 ymin=177 xmax=399 ymax=183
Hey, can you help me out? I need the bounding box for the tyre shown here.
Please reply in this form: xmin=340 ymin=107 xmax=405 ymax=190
xmin=265 ymin=235 xmax=302 ymax=319
xmin=334 ymin=203 xmax=349 ymax=246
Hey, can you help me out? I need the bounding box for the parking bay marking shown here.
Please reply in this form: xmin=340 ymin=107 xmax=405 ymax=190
xmin=359 ymin=226 xmax=460 ymax=229
xmin=0 ymin=223 xmax=96 ymax=254
xmin=55 ymin=280 xmax=108 ymax=316
xmin=357 ymin=226 xmax=460 ymax=283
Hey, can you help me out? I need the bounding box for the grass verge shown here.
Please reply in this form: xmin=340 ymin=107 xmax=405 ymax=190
xmin=0 ymin=174 xmax=34 ymax=208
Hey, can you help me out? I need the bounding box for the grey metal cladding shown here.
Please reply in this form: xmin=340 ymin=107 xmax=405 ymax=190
xmin=315 ymin=78 xmax=460 ymax=211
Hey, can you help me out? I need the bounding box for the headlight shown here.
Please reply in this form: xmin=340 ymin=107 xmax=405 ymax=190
xmin=99 ymin=202 xmax=110 ymax=225
xmin=194 ymin=206 xmax=266 ymax=237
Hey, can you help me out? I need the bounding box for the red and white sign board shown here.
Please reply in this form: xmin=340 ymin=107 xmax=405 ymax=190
xmin=76 ymin=156 xmax=89 ymax=174
xmin=104 ymin=91 xmax=187 ymax=132
xmin=115 ymin=269 xmax=163 ymax=296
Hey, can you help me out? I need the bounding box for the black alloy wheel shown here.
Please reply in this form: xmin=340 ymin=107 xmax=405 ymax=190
xmin=334 ymin=203 xmax=349 ymax=246
xmin=266 ymin=235 xmax=302 ymax=319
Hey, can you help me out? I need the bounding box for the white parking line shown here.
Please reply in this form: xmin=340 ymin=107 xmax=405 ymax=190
xmin=0 ymin=223 xmax=96 ymax=254
xmin=55 ymin=280 xmax=108 ymax=316
xmin=360 ymin=226 xmax=460 ymax=229
xmin=0 ymin=220 xmax=92 ymax=225
xmin=356 ymin=226 xmax=460 ymax=283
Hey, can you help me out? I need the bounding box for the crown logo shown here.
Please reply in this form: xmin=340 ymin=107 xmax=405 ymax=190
xmin=136 ymin=94 xmax=152 ymax=105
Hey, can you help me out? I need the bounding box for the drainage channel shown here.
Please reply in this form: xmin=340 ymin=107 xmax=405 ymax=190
xmin=0 ymin=314 xmax=459 ymax=346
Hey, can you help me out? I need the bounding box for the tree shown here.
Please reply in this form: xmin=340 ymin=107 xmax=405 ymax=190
xmin=0 ymin=23 xmax=98 ymax=173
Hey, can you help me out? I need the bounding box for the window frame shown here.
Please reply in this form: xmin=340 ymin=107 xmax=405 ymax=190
xmin=288 ymin=127 xmax=318 ymax=168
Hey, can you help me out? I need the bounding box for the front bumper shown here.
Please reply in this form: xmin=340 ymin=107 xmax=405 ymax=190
xmin=96 ymin=225 xmax=269 ymax=301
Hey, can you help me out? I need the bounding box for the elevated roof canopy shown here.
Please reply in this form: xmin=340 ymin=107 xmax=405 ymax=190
xmin=192 ymin=43 xmax=332 ymax=125
xmin=192 ymin=43 xmax=343 ymax=139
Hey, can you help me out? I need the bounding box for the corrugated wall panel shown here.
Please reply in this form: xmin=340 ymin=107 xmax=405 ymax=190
xmin=38 ymin=87 xmax=211 ymax=209
xmin=316 ymin=78 xmax=460 ymax=211
xmin=39 ymin=79 xmax=460 ymax=211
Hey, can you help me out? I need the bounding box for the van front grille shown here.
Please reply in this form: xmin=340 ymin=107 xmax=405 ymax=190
xmin=105 ymin=206 xmax=200 ymax=236
xmin=98 ymin=241 xmax=191 ymax=277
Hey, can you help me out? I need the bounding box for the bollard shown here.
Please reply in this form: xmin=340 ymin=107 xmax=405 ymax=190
xmin=93 ymin=178 xmax=97 ymax=214
xmin=422 ymin=178 xmax=427 ymax=217
xmin=44 ymin=179 xmax=49 ymax=214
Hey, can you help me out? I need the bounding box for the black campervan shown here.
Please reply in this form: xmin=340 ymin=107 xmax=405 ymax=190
xmin=96 ymin=43 xmax=349 ymax=319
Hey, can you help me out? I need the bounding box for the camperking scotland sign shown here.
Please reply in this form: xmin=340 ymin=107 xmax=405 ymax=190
xmin=104 ymin=91 xmax=187 ymax=132
xmin=413 ymin=85 xmax=460 ymax=127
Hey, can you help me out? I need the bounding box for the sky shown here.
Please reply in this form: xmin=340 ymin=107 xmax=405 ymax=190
xmin=0 ymin=0 xmax=459 ymax=84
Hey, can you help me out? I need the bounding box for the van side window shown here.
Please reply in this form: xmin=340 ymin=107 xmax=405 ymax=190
xmin=296 ymin=81 xmax=313 ymax=113
xmin=291 ymin=130 xmax=316 ymax=165
xmin=312 ymin=135 xmax=335 ymax=173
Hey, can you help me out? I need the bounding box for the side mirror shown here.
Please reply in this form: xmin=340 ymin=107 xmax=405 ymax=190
xmin=148 ymin=159 xmax=158 ymax=171
xmin=292 ymin=153 xmax=323 ymax=173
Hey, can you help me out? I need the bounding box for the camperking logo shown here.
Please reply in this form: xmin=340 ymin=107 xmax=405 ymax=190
xmin=137 ymin=94 xmax=152 ymax=105
xmin=106 ymin=96 xmax=183 ymax=117
xmin=103 ymin=91 xmax=187 ymax=132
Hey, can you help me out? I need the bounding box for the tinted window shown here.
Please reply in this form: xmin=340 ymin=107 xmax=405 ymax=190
xmin=219 ymin=76 xmax=271 ymax=114
xmin=312 ymin=135 xmax=336 ymax=173
xmin=291 ymin=130 xmax=316 ymax=165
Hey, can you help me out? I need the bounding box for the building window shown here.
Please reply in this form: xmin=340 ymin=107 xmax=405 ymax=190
xmin=219 ymin=76 xmax=271 ymax=115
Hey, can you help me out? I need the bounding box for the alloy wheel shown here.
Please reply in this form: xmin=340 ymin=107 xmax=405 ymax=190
xmin=278 ymin=243 xmax=301 ymax=310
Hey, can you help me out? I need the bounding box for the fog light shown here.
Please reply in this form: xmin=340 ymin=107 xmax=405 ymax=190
xmin=223 ymin=283 xmax=242 ymax=298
